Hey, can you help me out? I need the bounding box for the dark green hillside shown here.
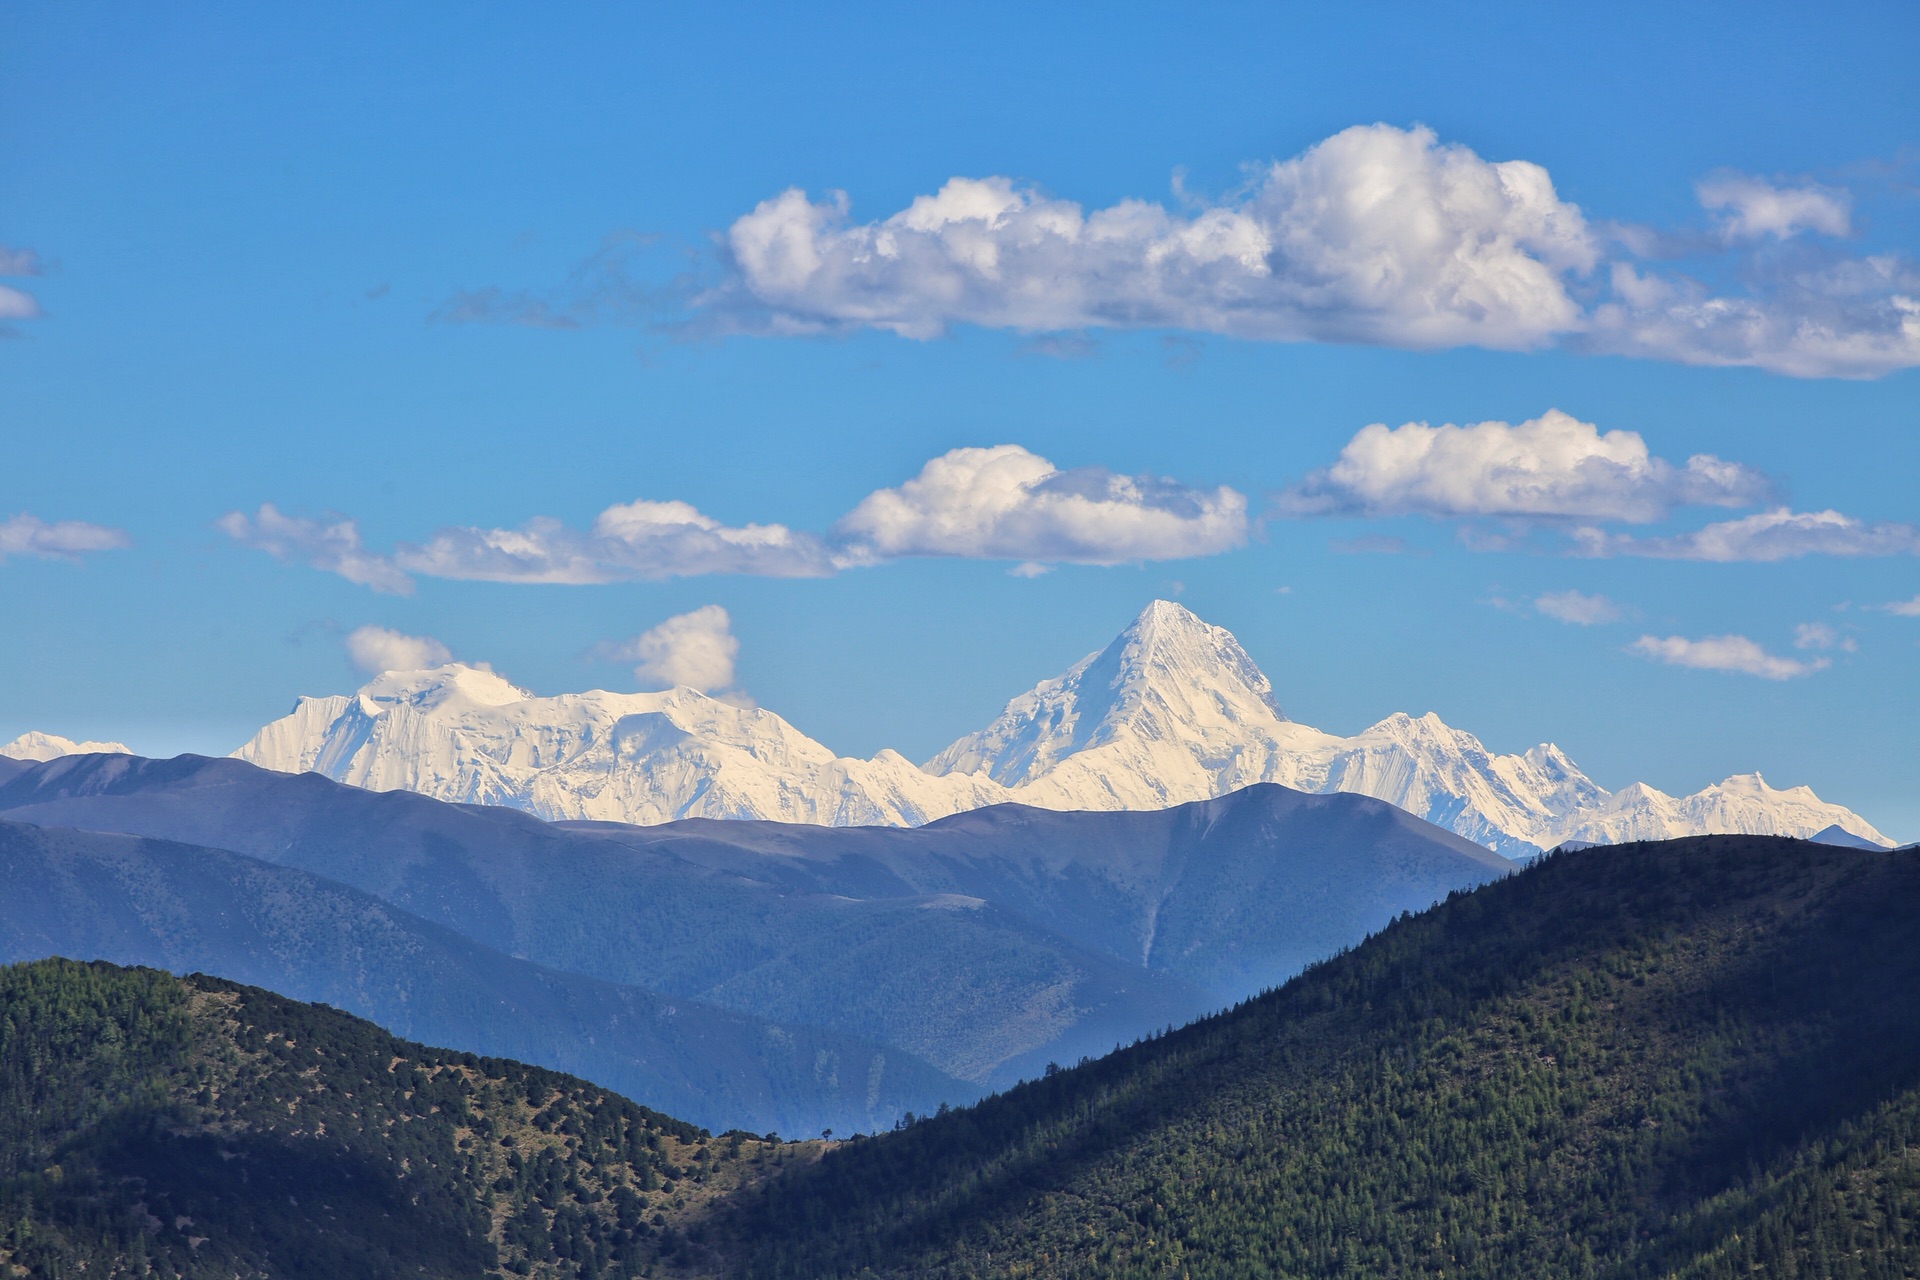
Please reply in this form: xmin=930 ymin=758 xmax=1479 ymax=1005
xmin=718 ymin=837 xmax=1920 ymax=1278
xmin=0 ymin=958 xmax=812 ymax=1279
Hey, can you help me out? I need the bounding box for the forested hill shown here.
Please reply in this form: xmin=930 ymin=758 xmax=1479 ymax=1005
xmin=0 ymin=958 xmax=814 ymax=1279
xmin=717 ymin=836 xmax=1920 ymax=1278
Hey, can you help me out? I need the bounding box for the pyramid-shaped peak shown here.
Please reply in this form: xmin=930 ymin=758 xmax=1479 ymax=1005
xmin=1128 ymin=598 xmax=1207 ymax=631
xmin=1091 ymin=600 xmax=1286 ymax=724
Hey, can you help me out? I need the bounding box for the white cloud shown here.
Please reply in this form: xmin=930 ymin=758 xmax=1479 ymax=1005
xmin=1576 ymin=507 xmax=1920 ymax=562
xmin=216 ymin=504 xmax=415 ymax=594
xmin=0 ymin=513 xmax=130 ymax=561
xmin=1587 ymin=257 xmax=1920 ymax=380
xmin=1629 ymin=634 xmax=1828 ymax=680
xmin=699 ymin=128 xmax=1920 ymax=378
xmin=1696 ymin=173 xmax=1851 ymax=241
xmin=1534 ymin=589 xmax=1622 ymax=625
xmin=600 ymin=605 xmax=746 ymax=699
xmin=344 ymin=625 xmax=453 ymax=675
xmin=227 ymin=448 xmax=1249 ymax=590
xmin=1792 ymin=622 xmax=1857 ymax=653
xmin=834 ymin=445 xmax=1247 ymax=564
xmin=0 ymin=246 xmax=42 ymax=276
xmin=723 ymin=124 xmax=1597 ymax=352
xmin=1280 ymin=409 xmax=1767 ymax=521
xmin=1875 ymin=594 xmax=1920 ymax=617
xmin=395 ymin=500 xmax=831 ymax=584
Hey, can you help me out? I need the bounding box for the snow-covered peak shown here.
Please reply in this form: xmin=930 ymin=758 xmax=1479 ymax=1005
xmin=924 ymin=599 xmax=1293 ymax=787
xmin=0 ymin=731 xmax=132 ymax=762
xmin=358 ymin=662 xmax=531 ymax=711
xmin=227 ymin=600 xmax=1893 ymax=853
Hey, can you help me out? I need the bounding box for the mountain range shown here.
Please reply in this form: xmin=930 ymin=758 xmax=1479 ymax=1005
xmin=0 ymin=817 xmax=970 ymax=1137
xmin=0 ymin=751 xmax=1507 ymax=1099
xmin=10 ymin=833 xmax=1919 ymax=1277
xmin=210 ymin=600 xmax=1887 ymax=856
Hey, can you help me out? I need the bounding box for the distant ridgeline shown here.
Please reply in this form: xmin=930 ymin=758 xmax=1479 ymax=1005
xmin=9 ymin=836 xmax=1920 ymax=1277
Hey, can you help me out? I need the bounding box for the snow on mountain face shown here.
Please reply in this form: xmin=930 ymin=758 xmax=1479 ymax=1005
xmin=234 ymin=664 xmax=1009 ymax=826
xmin=1 ymin=732 xmax=132 ymax=761
xmin=919 ymin=601 xmax=1889 ymax=854
xmin=929 ymin=599 xmax=1342 ymax=810
xmin=233 ymin=602 xmax=1892 ymax=853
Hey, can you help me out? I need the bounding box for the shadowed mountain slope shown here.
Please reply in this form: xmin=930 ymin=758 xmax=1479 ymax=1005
xmin=714 ymin=836 xmax=1920 ymax=1278
xmin=0 ymin=753 xmax=1510 ymax=1086
xmin=0 ymin=819 xmax=970 ymax=1136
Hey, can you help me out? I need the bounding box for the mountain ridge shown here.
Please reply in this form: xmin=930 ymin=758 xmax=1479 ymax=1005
xmin=227 ymin=601 xmax=1888 ymax=854
xmin=0 ymin=816 xmax=972 ymax=1135
xmin=0 ymin=753 xmax=1508 ymax=1088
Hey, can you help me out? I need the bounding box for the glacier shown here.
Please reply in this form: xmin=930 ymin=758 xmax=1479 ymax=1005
xmin=233 ymin=600 xmax=1891 ymax=855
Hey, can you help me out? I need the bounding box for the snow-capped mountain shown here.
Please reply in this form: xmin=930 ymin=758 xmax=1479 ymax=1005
xmin=924 ymin=602 xmax=1889 ymax=853
xmin=0 ymin=731 xmax=132 ymax=761
xmin=236 ymin=663 xmax=1008 ymax=826
xmin=234 ymin=601 xmax=1892 ymax=853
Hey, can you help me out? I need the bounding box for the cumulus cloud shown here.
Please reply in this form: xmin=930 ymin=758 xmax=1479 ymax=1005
xmin=216 ymin=505 xmax=415 ymax=594
xmin=0 ymin=513 xmax=130 ymax=561
xmin=599 ymin=605 xmax=746 ymax=700
xmin=1792 ymin=622 xmax=1857 ymax=653
xmin=0 ymin=246 xmax=42 ymax=276
xmin=1575 ymin=507 xmax=1920 ymax=562
xmin=437 ymin=126 xmax=1919 ymax=377
xmin=228 ymin=447 xmax=1246 ymax=590
xmin=1696 ymin=174 xmax=1851 ymax=241
xmin=1280 ymin=409 xmax=1767 ymax=522
xmin=721 ymin=125 xmax=1597 ymax=352
xmin=835 ymin=445 xmax=1246 ymax=564
xmin=1534 ymin=589 xmax=1622 ymax=625
xmin=1875 ymin=594 xmax=1920 ymax=617
xmin=344 ymin=625 xmax=452 ymax=674
xmin=1629 ymin=633 xmax=1828 ymax=680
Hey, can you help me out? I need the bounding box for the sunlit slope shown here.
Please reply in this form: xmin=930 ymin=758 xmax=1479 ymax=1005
xmin=0 ymin=958 xmax=811 ymax=1279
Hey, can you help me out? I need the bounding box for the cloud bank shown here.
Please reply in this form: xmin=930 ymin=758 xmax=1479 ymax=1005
xmin=0 ymin=514 xmax=130 ymax=562
xmin=345 ymin=625 xmax=453 ymax=674
xmin=216 ymin=505 xmax=415 ymax=594
xmin=1575 ymin=508 xmax=1920 ymax=562
xmin=693 ymin=125 xmax=1920 ymax=378
xmin=1629 ymin=633 xmax=1828 ymax=680
xmin=221 ymin=447 xmax=1247 ymax=590
xmin=725 ymin=125 xmax=1595 ymax=352
xmin=399 ymin=501 xmax=830 ymax=585
xmin=1280 ymin=410 xmax=1767 ymax=522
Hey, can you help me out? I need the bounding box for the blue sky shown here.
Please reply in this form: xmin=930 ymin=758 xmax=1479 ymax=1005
xmin=4 ymin=1 xmax=1917 ymax=835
